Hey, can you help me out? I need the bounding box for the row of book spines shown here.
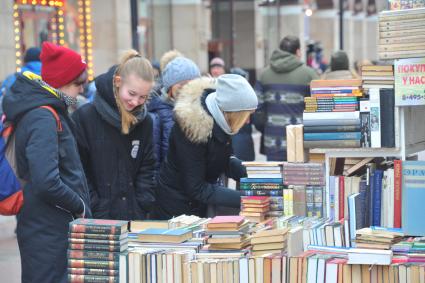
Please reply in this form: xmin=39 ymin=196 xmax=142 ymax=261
xmin=68 ymin=243 xmax=126 ymax=252
xmin=69 ymin=225 xmax=127 ymax=235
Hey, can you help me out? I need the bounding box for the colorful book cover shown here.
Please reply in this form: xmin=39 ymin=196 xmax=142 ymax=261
xmin=402 ymin=161 xmax=425 ymax=236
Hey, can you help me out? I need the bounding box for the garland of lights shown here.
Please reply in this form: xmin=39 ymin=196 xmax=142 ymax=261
xmin=13 ymin=0 xmax=94 ymax=79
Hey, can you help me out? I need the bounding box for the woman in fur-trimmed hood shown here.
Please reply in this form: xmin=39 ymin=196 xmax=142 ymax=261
xmin=154 ymin=74 xmax=258 ymax=219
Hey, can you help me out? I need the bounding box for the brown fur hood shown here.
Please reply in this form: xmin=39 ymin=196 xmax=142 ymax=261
xmin=174 ymin=77 xmax=216 ymax=144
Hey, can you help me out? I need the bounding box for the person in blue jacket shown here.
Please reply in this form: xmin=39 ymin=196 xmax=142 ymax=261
xmin=148 ymin=57 xmax=200 ymax=172
xmin=0 ymin=47 xmax=42 ymax=116
xmin=2 ymin=42 xmax=91 ymax=283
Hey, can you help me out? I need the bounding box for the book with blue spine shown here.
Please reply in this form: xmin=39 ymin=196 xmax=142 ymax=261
xmin=372 ymin=170 xmax=384 ymax=227
xmin=303 ymin=132 xmax=361 ymax=141
xmin=402 ymin=161 xmax=425 ymax=236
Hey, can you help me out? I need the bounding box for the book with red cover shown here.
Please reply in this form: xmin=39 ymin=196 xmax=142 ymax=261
xmin=241 ymin=196 xmax=271 ymax=205
xmin=393 ymin=159 xmax=402 ymax=228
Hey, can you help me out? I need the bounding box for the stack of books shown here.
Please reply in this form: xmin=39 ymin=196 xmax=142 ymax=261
xmin=362 ymin=65 xmax=394 ymax=90
xmin=378 ymin=8 xmax=425 ymax=60
xmin=205 ymin=216 xmax=250 ymax=251
xmin=355 ymin=227 xmax=404 ymax=250
xmin=67 ymin=219 xmax=129 ymax=283
xmin=240 ymin=162 xmax=285 ymax=217
xmin=303 ymin=79 xmax=363 ymax=149
xmin=392 ymin=237 xmax=425 ymax=263
xmin=240 ymin=196 xmax=270 ymax=223
xmin=250 ymin=228 xmax=289 ymax=256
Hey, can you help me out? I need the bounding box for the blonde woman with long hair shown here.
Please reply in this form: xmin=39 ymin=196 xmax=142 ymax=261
xmin=154 ymin=74 xmax=258 ymax=219
xmin=72 ymin=50 xmax=156 ymax=220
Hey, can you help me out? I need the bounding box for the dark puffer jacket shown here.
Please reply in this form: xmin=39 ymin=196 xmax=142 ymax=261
xmin=147 ymin=92 xmax=175 ymax=173
xmin=2 ymin=72 xmax=91 ymax=283
xmin=154 ymin=78 xmax=244 ymax=219
xmin=72 ymin=66 xmax=156 ymax=220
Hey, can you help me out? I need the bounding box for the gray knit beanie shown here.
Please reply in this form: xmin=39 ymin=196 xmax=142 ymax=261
xmin=162 ymin=57 xmax=201 ymax=91
xmin=214 ymin=74 xmax=258 ymax=112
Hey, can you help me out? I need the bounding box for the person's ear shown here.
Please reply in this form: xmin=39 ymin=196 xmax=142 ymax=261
xmin=114 ymin=75 xmax=122 ymax=88
xmin=296 ymin=49 xmax=302 ymax=58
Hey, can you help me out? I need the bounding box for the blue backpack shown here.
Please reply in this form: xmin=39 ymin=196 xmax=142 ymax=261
xmin=0 ymin=106 xmax=62 ymax=215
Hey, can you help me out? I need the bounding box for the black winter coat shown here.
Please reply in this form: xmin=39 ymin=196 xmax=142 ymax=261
xmin=72 ymin=66 xmax=156 ymax=220
xmin=155 ymin=78 xmax=243 ymax=219
xmin=3 ymin=72 xmax=91 ymax=283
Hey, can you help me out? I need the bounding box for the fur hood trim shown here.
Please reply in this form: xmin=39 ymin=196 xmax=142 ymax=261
xmin=174 ymin=77 xmax=216 ymax=144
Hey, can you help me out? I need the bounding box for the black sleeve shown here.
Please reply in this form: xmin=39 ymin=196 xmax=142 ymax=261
xmin=135 ymin=118 xmax=156 ymax=212
xmin=24 ymin=109 xmax=84 ymax=214
xmin=71 ymin=108 xmax=99 ymax=210
xmin=252 ymin=81 xmax=267 ymax=133
xmin=177 ymin=135 xmax=241 ymax=208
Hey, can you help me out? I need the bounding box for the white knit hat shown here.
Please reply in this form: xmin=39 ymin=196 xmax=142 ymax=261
xmin=213 ymin=74 xmax=258 ymax=112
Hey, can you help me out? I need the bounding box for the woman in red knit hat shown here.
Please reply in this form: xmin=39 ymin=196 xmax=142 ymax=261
xmin=72 ymin=50 xmax=157 ymax=221
xmin=2 ymin=42 xmax=91 ymax=283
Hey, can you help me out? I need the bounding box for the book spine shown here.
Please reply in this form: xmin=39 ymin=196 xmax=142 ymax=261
xmin=304 ymin=140 xmax=361 ymax=148
xmin=68 ymin=243 xmax=123 ymax=252
xmin=328 ymin=176 xmax=335 ymax=221
xmin=368 ymin=170 xmax=375 ymax=227
xmin=303 ymin=118 xmax=360 ymax=127
xmin=358 ymin=180 xmax=367 ymax=229
xmin=240 ymin=178 xmax=282 ymax=183
xmin=68 ymin=259 xmax=119 ymax=270
xmin=68 ymin=274 xmax=119 ymax=283
xmin=303 ymin=125 xmax=361 ymax=133
xmin=303 ymin=111 xmax=359 ymax=120
xmin=393 ymin=160 xmax=402 ymax=228
xmin=239 ymin=185 xmax=285 ymax=190
xmin=313 ymin=187 xmax=324 ymax=218
xmin=68 ymin=267 xmax=119 ymax=276
xmin=69 ymin=238 xmax=124 ymax=246
xmin=339 ymin=176 xmax=345 ymax=221
xmin=69 ymin=233 xmax=123 ymax=241
xmin=372 ymin=170 xmax=384 ymax=226
xmin=304 ymin=132 xmax=361 ymax=141
xmin=67 ymin=250 xmax=120 ymax=261
xmin=360 ymin=112 xmax=371 ymax=148
xmin=240 ymin=190 xmax=282 ymax=196
xmin=369 ymin=89 xmax=381 ymax=148
xmin=380 ymin=89 xmax=395 ymax=148
xmin=69 ymin=224 xmax=122 ymax=235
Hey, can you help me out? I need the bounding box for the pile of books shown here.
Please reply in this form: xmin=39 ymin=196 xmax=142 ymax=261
xmin=392 ymin=237 xmax=425 ymax=262
xmin=240 ymin=196 xmax=270 ymax=223
xmin=250 ymin=228 xmax=289 ymax=256
xmin=187 ymin=257 xmax=246 ymax=282
xmin=362 ymin=65 xmax=394 ymax=90
xmin=240 ymin=162 xmax=285 ymax=217
xmin=67 ymin=219 xmax=129 ymax=283
xmin=285 ymin=124 xmax=305 ymax=162
xmin=378 ymin=8 xmax=425 ymax=60
xmin=355 ymin=227 xmax=404 ymax=250
xmin=303 ymin=79 xmax=363 ymax=149
xmin=205 ymin=216 xmax=250 ymax=251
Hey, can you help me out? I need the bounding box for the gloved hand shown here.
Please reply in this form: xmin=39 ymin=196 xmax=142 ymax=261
xmin=227 ymin=156 xmax=247 ymax=181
